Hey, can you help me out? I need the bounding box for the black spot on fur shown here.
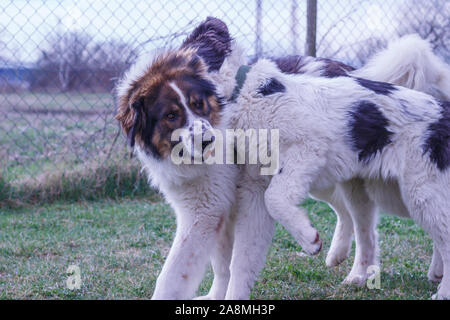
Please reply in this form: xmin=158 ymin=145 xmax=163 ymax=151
xmin=319 ymin=58 xmax=355 ymax=78
xmin=181 ymin=74 xmax=217 ymax=96
xmin=355 ymin=77 xmax=397 ymax=95
xmin=181 ymin=17 xmax=232 ymax=71
xmin=273 ymin=55 xmax=309 ymax=74
xmin=128 ymin=98 xmax=144 ymax=149
xmin=257 ymin=78 xmax=285 ymax=96
xmin=181 ymin=74 xmax=225 ymax=111
xmin=424 ymin=101 xmax=450 ymax=171
xmin=348 ymin=101 xmax=393 ymax=163
xmin=273 ymin=55 xmax=354 ymax=78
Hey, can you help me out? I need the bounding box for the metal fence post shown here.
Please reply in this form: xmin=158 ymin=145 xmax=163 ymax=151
xmin=291 ymin=0 xmax=299 ymax=54
xmin=305 ymin=0 xmax=317 ymax=57
xmin=255 ymin=0 xmax=263 ymax=58
xmin=1 ymin=0 xmax=448 ymax=189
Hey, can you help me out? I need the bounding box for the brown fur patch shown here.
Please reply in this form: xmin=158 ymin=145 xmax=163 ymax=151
xmin=215 ymin=216 xmax=224 ymax=232
xmin=149 ymin=130 xmax=169 ymax=159
xmin=115 ymin=48 xmax=222 ymax=159
xmin=116 ymin=49 xmax=205 ymax=137
xmin=207 ymin=95 xmax=221 ymax=126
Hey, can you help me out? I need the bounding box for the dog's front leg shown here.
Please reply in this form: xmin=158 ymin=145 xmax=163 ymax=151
xmin=152 ymin=212 xmax=224 ymax=300
xmin=264 ymin=146 xmax=324 ymax=255
xmin=194 ymin=214 xmax=234 ymax=300
xmin=225 ymin=171 xmax=275 ymax=300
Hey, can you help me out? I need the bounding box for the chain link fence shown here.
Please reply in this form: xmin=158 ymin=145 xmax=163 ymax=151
xmin=0 ymin=0 xmax=448 ymax=202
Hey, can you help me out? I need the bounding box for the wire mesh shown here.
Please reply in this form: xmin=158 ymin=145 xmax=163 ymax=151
xmin=0 ymin=0 xmax=448 ymax=188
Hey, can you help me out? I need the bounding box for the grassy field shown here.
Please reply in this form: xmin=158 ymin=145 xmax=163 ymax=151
xmin=0 ymin=196 xmax=437 ymax=300
xmin=0 ymin=92 xmax=118 ymax=183
xmin=0 ymin=92 xmax=438 ymax=299
xmin=1 ymin=91 xmax=151 ymax=207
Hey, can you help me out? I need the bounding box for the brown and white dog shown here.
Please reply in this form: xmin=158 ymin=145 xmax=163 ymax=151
xmin=116 ymin=17 xmax=450 ymax=299
xmin=116 ymin=18 xmax=240 ymax=299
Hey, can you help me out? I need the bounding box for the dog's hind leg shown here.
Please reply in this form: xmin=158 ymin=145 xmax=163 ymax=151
xmin=225 ymin=170 xmax=275 ymax=300
xmin=311 ymin=187 xmax=354 ymax=267
xmin=416 ymin=209 xmax=450 ymax=299
xmin=432 ymin=243 xmax=450 ymax=299
xmin=264 ymin=146 xmax=324 ymax=256
xmin=428 ymin=243 xmax=444 ymax=283
xmin=340 ymin=179 xmax=379 ymax=286
xmin=425 ymin=230 xmax=450 ymax=299
xmin=400 ymin=172 xmax=450 ymax=299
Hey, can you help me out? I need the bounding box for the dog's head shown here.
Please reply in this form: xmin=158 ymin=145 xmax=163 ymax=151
xmin=115 ymin=17 xmax=232 ymax=160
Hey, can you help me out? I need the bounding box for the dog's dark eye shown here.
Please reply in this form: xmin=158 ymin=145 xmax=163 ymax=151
xmin=166 ymin=112 xmax=177 ymax=121
xmin=193 ymin=100 xmax=203 ymax=110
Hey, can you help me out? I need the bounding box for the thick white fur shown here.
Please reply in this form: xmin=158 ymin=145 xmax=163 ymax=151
xmin=136 ymin=98 xmax=239 ymax=299
xmin=317 ymin=35 xmax=450 ymax=286
xmin=139 ymin=149 xmax=238 ymax=299
xmin=221 ymin=35 xmax=450 ymax=299
xmin=223 ymin=56 xmax=450 ymax=300
xmin=115 ymin=42 xmax=245 ymax=299
xmin=352 ymin=34 xmax=450 ymax=100
xmin=120 ymin=35 xmax=449 ymax=300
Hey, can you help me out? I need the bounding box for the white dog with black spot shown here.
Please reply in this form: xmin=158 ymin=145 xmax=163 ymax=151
xmin=116 ymin=17 xmax=450 ymax=300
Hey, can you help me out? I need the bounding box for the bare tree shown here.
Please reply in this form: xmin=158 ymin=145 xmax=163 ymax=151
xmin=398 ymin=0 xmax=449 ymax=61
xmin=38 ymin=31 xmax=92 ymax=91
xmin=352 ymin=37 xmax=387 ymax=66
xmin=88 ymin=40 xmax=137 ymax=73
xmin=36 ymin=31 xmax=137 ymax=91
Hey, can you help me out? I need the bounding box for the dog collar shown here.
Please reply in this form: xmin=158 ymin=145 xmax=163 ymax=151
xmin=229 ymin=65 xmax=252 ymax=102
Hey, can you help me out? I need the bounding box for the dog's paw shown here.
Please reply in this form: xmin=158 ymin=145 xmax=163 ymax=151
xmin=427 ymin=271 xmax=443 ymax=283
xmin=342 ymin=273 xmax=367 ymax=287
xmin=432 ymin=293 xmax=449 ymax=300
xmin=301 ymin=231 xmax=322 ymax=256
xmin=432 ymin=284 xmax=450 ymax=300
xmin=326 ymin=248 xmax=349 ymax=267
xmin=193 ymin=294 xmax=214 ymax=300
xmin=427 ymin=263 xmax=443 ymax=283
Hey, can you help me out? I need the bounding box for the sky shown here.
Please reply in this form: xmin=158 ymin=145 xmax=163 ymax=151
xmin=0 ymin=0 xmax=406 ymax=65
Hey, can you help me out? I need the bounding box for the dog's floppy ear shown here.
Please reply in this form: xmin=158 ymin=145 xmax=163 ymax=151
xmin=181 ymin=17 xmax=232 ymax=71
xmin=116 ymin=93 xmax=144 ymax=148
xmin=127 ymin=98 xmax=144 ymax=149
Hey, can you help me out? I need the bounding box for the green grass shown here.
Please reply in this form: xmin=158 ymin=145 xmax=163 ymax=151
xmin=0 ymin=91 xmax=439 ymax=299
xmin=1 ymin=90 xmax=156 ymax=207
xmin=0 ymin=158 xmax=153 ymax=208
xmin=1 ymin=92 xmax=118 ymax=183
xmin=0 ymin=197 xmax=437 ymax=299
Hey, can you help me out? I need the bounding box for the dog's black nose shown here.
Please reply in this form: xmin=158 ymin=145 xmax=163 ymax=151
xmin=202 ymin=140 xmax=212 ymax=151
xmin=201 ymin=135 xmax=215 ymax=152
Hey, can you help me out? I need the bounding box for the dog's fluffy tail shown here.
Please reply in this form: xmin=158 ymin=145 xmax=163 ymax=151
xmin=352 ymin=34 xmax=450 ymax=100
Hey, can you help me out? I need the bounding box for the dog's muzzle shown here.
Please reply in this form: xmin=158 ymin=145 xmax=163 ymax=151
xmin=181 ymin=120 xmax=216 ymax=159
